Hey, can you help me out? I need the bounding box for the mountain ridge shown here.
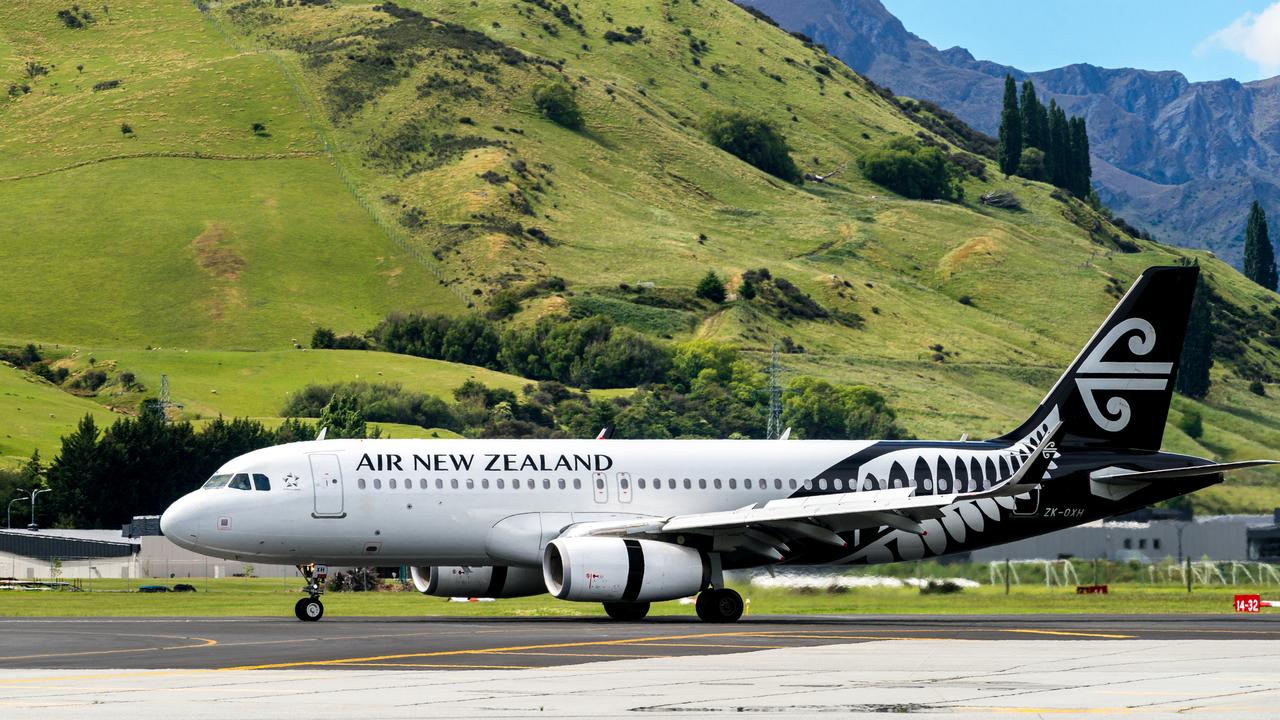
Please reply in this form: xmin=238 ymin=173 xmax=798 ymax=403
xmin=742 ymin=0 xmax=1280 ymax=267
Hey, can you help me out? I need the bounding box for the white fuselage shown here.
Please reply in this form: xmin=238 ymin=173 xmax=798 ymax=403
xmin=161 ymin=437 xmax=881 ymax=566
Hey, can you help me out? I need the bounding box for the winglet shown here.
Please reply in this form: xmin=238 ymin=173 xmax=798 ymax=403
xmin=969 ymin=421 xmax=1064 ymax=498
xmin=316 ymin=426 xmax=328 ymax=441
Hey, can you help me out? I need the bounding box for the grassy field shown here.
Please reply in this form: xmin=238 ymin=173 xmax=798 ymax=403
xmin=0 ymin=364 xmax=120 ymax=466
xmin=0 ymin=577 xmax=1274 ymax=618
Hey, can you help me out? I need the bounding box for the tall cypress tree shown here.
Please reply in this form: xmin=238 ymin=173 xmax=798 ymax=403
xmin=1019 ymin=80 xmax=1043 ymax=150
xmin=1243 ymin=201 xmax=1279 ymax=291
xmin=1068 ymin=116 xmax=1092 ymax=197
xmin=997 ymin=74 xmax=1022 ymax=177
xmin=1176 ymin=272 xmax=1213 ymax=399
xmin=1046 ymin=101 xmax=1069 ymax=189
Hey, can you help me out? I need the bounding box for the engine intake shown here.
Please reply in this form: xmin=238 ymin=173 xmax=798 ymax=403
xmin=543 ymin=537 xmax=709 ymax=603
xmin=411 ymin=565 xmax=545 ymax=598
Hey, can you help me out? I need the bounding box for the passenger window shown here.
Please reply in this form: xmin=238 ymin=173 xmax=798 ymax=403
xmin=466 ymin=479 xmax=474 ymax=489
xmin=668 ymin=478 xmax=676 ymax=489
xmin=202 ymin=474 xmax=232 ymax=490
xmin=774 ymin=479 xmax=782 ymax=490
xmin=390 ymin=479 xmax=397 ymax=490
xmin=729 ymin=478 xmax=737 ymax=489
xmin=419 ymin=479 xmax=427 ymax=489
xmin=714 ymin=478 xmax=722 ymax=489
xmin=745 ymin=479 xmax=753 ymax=490
xmin=543 ymin=479 xmax=551 ymax=489
xmin=482 ymin=479 xmax=490 ymax=489
xmin=638 ymin=478 xmax=646 ymax=489
xmin=358 ymin=478 xmax=367 ymax=490
xmin=698 ymin=479 xmax=707 ymax=490
xmin=497 ymin=478 xmax=505 ymax=489
xmin=228 ymin=473 xmax=251 ymax=491
xmin=683 ymin=479 xmax=691 ymax=489
xmin=450 ymin=479 xmax=458 ymax=489
xmin=789 ymin=479 xmax=797 ymax=490
xmin=558 ymin=479 xmax=566 ymax=489
xmin=374 ymin=478 xmax=382 ymax=489
xmin=573 ymin=478 xmax=582 ymax=490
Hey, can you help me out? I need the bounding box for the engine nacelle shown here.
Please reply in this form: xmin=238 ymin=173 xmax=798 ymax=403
xmin=410 ymin=565 xmax=546 ymax=598
xmin=543 ymin=537 xmax=708 ymax=603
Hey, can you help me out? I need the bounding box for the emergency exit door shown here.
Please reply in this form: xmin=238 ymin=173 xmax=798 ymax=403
xmin=309 ymin=454 xmax=345 ymax=517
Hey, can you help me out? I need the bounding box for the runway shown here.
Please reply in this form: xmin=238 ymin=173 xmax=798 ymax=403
xmin=2 ymin=616 xmax=1279 ymax=718
xmin=1 ymin=614 xmax=1277 ymax=671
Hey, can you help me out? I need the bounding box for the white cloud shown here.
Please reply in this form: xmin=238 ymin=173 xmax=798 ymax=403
xmin=1199 ymin=3 xmax=1280 ymax=76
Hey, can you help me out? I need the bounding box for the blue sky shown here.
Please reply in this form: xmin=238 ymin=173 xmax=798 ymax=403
xmin=880 ymin=0 xmax=1280 ymax=83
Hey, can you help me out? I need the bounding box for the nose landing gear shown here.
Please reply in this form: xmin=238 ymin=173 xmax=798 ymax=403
xmin=294 ymin=563 xmax=328 ymax=622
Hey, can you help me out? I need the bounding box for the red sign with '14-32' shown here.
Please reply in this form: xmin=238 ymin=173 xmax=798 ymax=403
xmin=1234 ymin=594 xmax=1261 ymax=613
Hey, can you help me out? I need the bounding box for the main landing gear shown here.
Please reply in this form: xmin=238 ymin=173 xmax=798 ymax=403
xmin=695 ymin=588 xmax=744 ymax=623
xmin=294 ymin=563 xmax=328 ymax=622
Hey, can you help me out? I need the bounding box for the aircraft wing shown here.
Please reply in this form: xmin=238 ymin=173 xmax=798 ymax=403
xmin=562 ymin=423 xmax=1063 ymax=560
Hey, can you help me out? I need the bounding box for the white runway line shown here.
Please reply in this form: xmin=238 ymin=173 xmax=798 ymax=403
xmin=2 ymin=639 xmax=1280 ymax=719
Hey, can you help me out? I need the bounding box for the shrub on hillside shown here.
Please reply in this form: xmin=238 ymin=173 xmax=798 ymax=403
xmin=858 ymin=136 xmax=960 ymax=200
xmin=1177 ymin=409 xmax=1203 ymax=439
xmin=703 ymin=111 xmax=802 ymax=184
xmin=695 ymin=271 xmax=726 ymax=303
xmin=284 ymin=381 xmax=457 ymax=431
xmin=532 ymin=82 xmax=583 ymax=130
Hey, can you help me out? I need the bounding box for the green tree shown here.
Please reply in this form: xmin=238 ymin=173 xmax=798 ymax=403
xmin=1068 ymin=116 xmax=1092 ymax=197
xmin=703 ymin=110 xmax=802 ymax=184
xmin=1046 ymin=100 xmax=1069 ymax=189
xmin=781 ymin=377 xmax=910 ymax=440
xmin=997 ymin=75 xmax=1022 ymax=176
xmin=695 ymin=270 xmax=727 ymax=304
xmin=1243 ymin=201 xmax=1278 ymax=291
xmin=1017 ymin=147 xmax=1047 ymax=182
xmin=1019 ymin=80 xmax=1044 ymax=150
xmin=858 ymin=136 xmax=958 ymax=200
xmin=1175 ymin=273 xmax=1213 ymax=399
xmin=319 ymin=394 xmax=367 ymax=439
xmin=310 ymin=327 xmax=336 ymax=349
xmin=44 ymin=415 xmax=101 ymax=527
xmin=531 ymin=82 xmax=584 ymax=130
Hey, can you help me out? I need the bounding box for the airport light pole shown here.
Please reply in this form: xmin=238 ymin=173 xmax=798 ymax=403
xmin=7 ymin=495 xmax=27 ymax=530
xmin=22 ymin=488 xmax=50 ymax=531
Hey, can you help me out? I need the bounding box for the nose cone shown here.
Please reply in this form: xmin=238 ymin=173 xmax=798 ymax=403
xmin=160 ymin=493 xmax=202 ymax=551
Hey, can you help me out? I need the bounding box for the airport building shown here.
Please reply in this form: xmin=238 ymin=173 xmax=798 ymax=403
xmin=967 ymin=512 xmax=1277 ymax=563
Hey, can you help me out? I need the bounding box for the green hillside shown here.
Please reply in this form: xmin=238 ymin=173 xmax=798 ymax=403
xmin=1 ymin=0 xmax=1278 ymax=511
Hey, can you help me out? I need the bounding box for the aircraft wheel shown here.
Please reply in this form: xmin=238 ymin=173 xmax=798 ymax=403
xmin=696 ymin=588 xmax=743 ymax=623
xmin=602 ymin=601 xmax=650 ymax=621
xmin=295 ymin=597 xmax=324 ymax=622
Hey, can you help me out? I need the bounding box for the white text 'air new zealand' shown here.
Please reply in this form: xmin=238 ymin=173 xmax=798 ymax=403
xmin=161 ymin=266 xmax=1277 ymax=622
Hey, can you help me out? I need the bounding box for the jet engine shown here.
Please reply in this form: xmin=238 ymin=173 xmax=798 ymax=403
xmin=410 ymin=565 xmax=546 ymax=598
xmin=542 ymin=537 xmax=709 ymax=602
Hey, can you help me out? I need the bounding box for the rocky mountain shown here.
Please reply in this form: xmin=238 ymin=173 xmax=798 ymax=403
xmin=742 ymin=0 xmax=1280 ymax=267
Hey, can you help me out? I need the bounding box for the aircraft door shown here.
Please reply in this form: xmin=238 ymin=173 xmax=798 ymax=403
xmin=617 ymin=472 xmax=632 ymax=503
xmin=592 ymin=471 xmax=609 ymax=504
xmin=309 ymin=454 xmax=345 ymax=517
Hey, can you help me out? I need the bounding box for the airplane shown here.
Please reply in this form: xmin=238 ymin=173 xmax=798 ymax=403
xmin=161 ymin=266 xmax=1277 ymax=623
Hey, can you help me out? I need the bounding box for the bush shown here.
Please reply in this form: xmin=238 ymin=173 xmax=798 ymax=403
xmin=311 ymin=327 xmax=336 ymax=349
xmin=703 ymin=111 xmax=801 ymax=184
xmin=858 ymin=136 xmax=959 ymax=200
xmin=1249 ymin=380 xmax=1267 ymax=397
xmin=532 ymin=82 xmax=583 ymax=130
xmin=284 ymin=382 xmax=457 ymax=431
xmin=695 ymin=271 xmax=726 ymax=303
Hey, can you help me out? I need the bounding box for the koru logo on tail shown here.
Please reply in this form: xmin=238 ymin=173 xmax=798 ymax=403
xmin=1074 ymin=318 xmax=1172 ymax=432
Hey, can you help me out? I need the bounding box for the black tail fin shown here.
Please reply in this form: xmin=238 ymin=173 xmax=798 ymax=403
xmin=997 ymin=266 xmax=1199 ymax=452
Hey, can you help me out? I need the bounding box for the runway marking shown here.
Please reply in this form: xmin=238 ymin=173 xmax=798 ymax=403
xmin=0 ymin=636 xmax=218 ymax=662
xmin=486 ymin=651 xmax=670 ymax=659
xmin=737 ymin=633 xmax=970 ymax=642
xmin=951 ymin=707 xmax=1136 ymax=715
xmin=996 ymin=629 xmax=1134 ymax=639
xmin=632 ymin=642 xmax=790 ymax=650
xmin=216 ymin=630 xmax=792 ymax=671
xmin=329 ymin=662 xmax=536 ymax=670
xmin=0 ymin=669 xmax=214 ymax=685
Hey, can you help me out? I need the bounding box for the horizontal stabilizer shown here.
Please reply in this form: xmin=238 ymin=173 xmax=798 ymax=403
xmin=1093 ymin=460 xmax=1280 ymax=482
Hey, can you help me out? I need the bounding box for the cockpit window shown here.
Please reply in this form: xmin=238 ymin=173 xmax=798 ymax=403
xmin=202 ymin=474 xmax=232 ymax=490
xmin=252 ymin=473 xmax=271 ymax=491
xmin=228 ymin=473 xmax=252 ymax=491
